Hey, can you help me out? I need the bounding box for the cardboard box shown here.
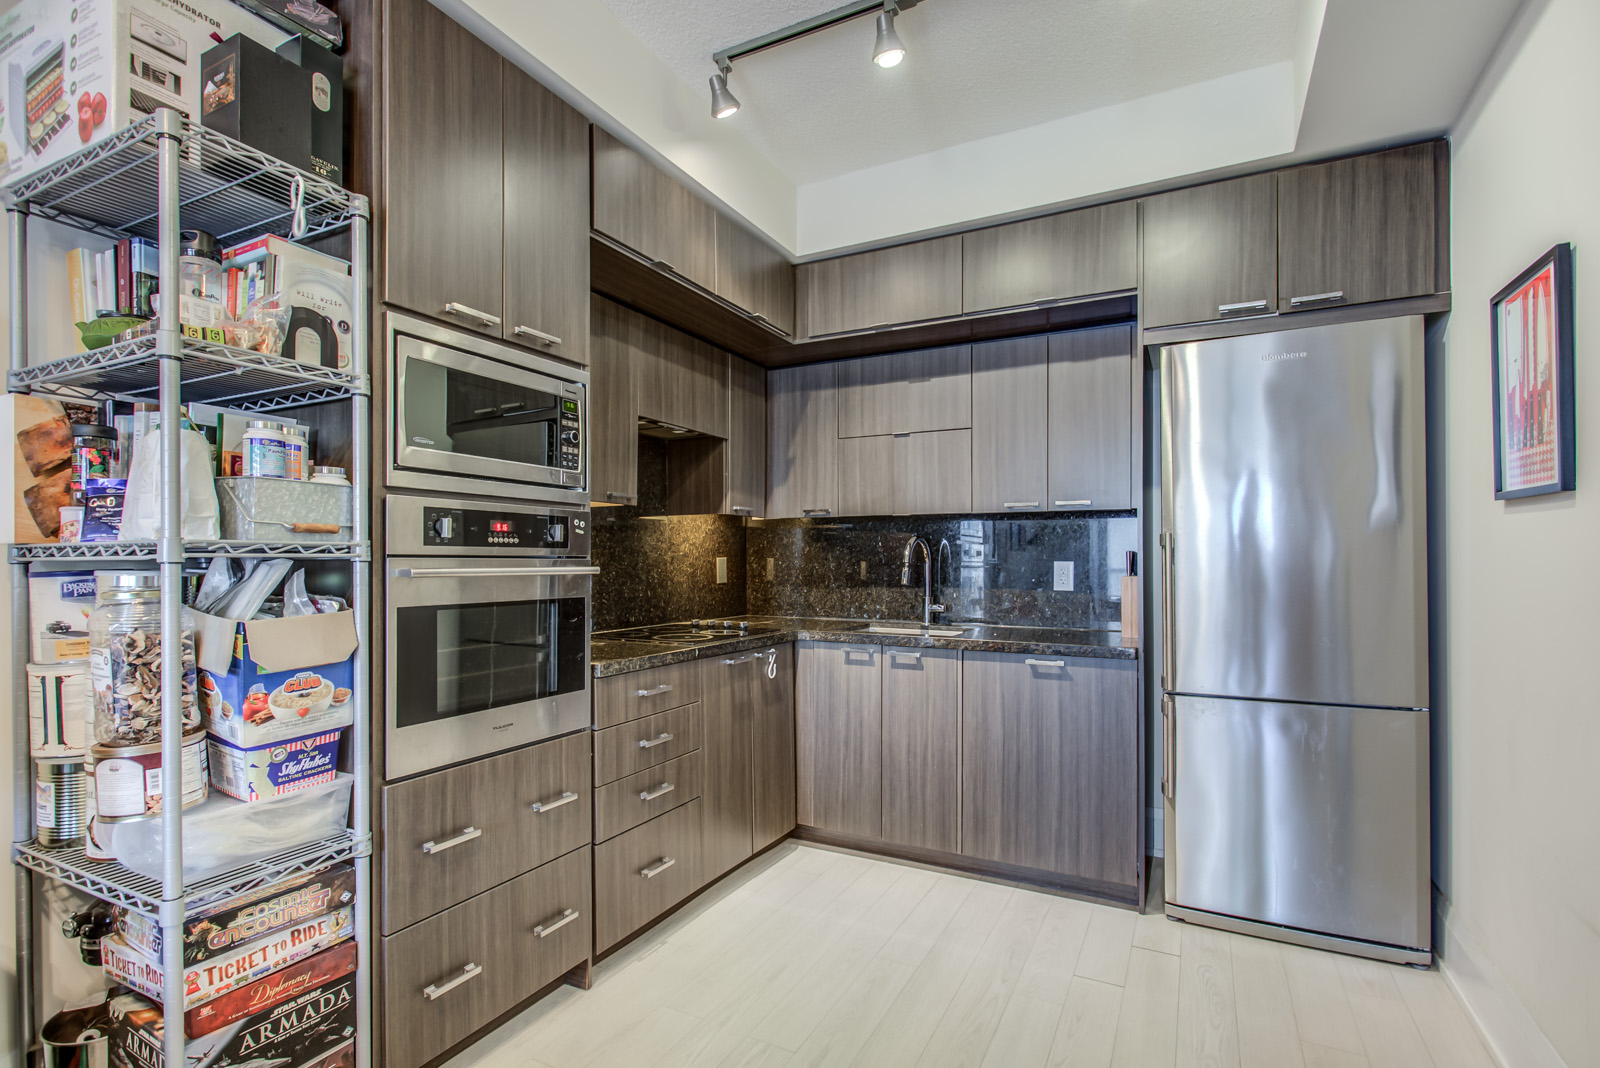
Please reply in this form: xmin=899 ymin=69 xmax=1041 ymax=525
xmin=208 ymin=729 xmax=343 ymax=802
xmin=275 ymin=34 xmax=342 ymax=184
xmin=187 ymin=941 xmax=356 ymax=1039
xmin=199 ymin=34 xmax=312 ymax=173
xmin=112 ymin=862 xmax=355 ymax=968
xmin=109 ymin=943 xmax=357 ymax=1061
xmin=195 ymin=609 xmax=356 ymax=749
xmin=27 ymin=570 xmax=96 ymax=662
xmin=100 ymin=905 xmax=353 ymax=1009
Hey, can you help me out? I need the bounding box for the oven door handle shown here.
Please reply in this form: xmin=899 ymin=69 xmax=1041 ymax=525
xmin=392 ymin=566 xmax=601 ymax=578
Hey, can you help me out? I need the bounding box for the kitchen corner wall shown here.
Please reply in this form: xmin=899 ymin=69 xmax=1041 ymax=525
xmin=747 ymin=514 xmax=1138 ymax=630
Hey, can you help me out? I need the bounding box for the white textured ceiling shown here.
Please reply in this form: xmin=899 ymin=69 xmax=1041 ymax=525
xmin=599 ymin=0 xmax=1303 ymax=184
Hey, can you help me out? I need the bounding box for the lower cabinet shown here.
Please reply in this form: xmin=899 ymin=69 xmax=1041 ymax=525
xmin=796 ymin=642 xmax=882 ymax=838
xmin=383 ymin=846 xmax=591 ymax=1068
xmin=961 ymin=652 xmax=1139 ymax=888
xmin=751 ymin=644 xmax=797 ymax=851
xmin=880 ymin=647 xmax=961 ymax=853
xmin=700 ymin=652 xmax=755 ymax=879
xmin=594 ymin=798 xmax=705 ymax=952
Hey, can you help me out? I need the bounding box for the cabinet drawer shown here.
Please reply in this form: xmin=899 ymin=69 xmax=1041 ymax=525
xmin=382 ymin=732 xmax=591 ymax=934
xmin=595 ymin=702 xmax=704 ymax=785
xmin=595 ymin=750 xmax=703 ymax=842
xmin=594 ymin=798 xmax=704 ymax=952
xmin=594 ymin=660 xmax=702 ymax=728
xmin=383 ymin=846 xmax=591 ymax=1068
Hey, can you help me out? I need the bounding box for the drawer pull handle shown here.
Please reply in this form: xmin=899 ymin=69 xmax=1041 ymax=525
xmin=513 ymin=324 xmax=562 ymax=347
xmin=1003 ymin=501 xmax=1040 ymax=509
xmin=801 ymin=508 xmax=832 ymax=516
xmin=530 ymin=791 xmax=578 ymax=813
xmin=640 ymin=856 xmax=676 ymax=879
xmin=443 ymin=301 xmax=501 ymax=327
xmin=1025 ymin=658 xmax=1066 ymax=668
xmin=639 ymin=732 xmax=675 ymax=749
xmin=1218 ymin=299 xmax=1270 ymax=315
xmin=533 ymin=908 xmax=580 ymax=938
xmin=423 ymin=963 xmax=483 ymax=1000
xmin=640 ymin=782 xmax=676 ymax=802
xmin=1288 ymin=290 xmax=1345 ymax=307
xmin=888 ymin=650 xmax=923 ymax=660
xmin=421 ymin=826 xmax=482 ymax=854
xmin=1053 ymin=500 xmax=1092 ymax=508
xmin=636 ymin=684 xmax=674 ymax=698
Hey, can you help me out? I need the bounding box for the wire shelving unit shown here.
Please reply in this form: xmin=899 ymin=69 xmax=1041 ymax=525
xmin=6 ymin=110 xmax=372 ymax=1068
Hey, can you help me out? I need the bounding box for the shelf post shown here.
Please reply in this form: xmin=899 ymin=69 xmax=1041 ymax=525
xmin=8 ymin=205 xmax=26 ymax=373
xmin=154 ymin=108 xmax=187 ymax=1068
xmin=348 ymin=200 xmax=373 ymax=1068
xmin=12 ymin=561 xmax=35 ymax=1063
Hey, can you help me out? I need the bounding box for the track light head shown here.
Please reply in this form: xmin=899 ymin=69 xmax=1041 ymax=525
xmin=873 ymin=8 xmax=905 ymax=68
xmin=709 ymin=72 xmax=741 ymax=118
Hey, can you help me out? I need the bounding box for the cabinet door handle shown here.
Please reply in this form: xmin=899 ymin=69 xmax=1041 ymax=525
xmin=636 ymin=684 xmax=674 ymax=698
xmin=443 ymin=301 xmax=501 ymax=327
xmin=888 ymin=649 xmax=922 ymax=660
xmin=1003 ymin=501 xmax=1041 ymax=509
xmin=513 ymin=324 xmax=562 ymax=347
xmin=421 ymin=826 xmax=482 ymax=854
xmin=1024 ymin=658 xmax=1065 ymax=668
xmin=533 ymin=908 xmax=580 ymax=938
xmin=638 ymin=732 xmax=675 ymax=749
xmin=1053 ymin=499 xmax=1092 ymax=508
xmin=1162 ymin=531 xmax=1176 ymax=691
xmin=1288 ymin=290 xmax=1345 ymax=308
xmin=423 ymin=963 xmax=482 ymax=1000
xmin=722 ymin=655 xmax=754 ymax=665
xmin=606 ymin=492 xmax=639 ymax=503
xmin=801 ymin=508 xmax=832 ymax=516
xmin=640 ymin=856 xmax=676 ymax=879
xmin=730 ymin=506 xmax=755 ymax=515
xmin=843 ymin=648 xmax=875 ymax=661
xmin=1218 ymin=299 xmax=1270 ymax=316
xmin=639 ymin=782 xmax=676 ymax=801
xmin=1161 ymin=695 xmax=1176 ymax=800
xmin=530 ymin=791 xmax=578 ymax=813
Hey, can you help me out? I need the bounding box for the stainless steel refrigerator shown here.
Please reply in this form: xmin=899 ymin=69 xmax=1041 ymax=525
xmin=1159 ymin=316 xmax=1430 ymax=965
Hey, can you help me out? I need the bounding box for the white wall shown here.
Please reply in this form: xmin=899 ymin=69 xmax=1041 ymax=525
xmin=1438 ymin=1 xmax=1599 ymax=1065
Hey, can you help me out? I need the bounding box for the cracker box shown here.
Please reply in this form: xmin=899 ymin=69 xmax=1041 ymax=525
xmin=27 ymin=570 xmax=95 ymax=662
xmin=195 ymin=609 xmax=356 ymax=749
xmin=0 ymin=0 xmax=289 ymax=188
xmin=101 ymin=905 xmax=353 ymax=1010
xmin=207 ymin=729 xmax=343 ymax=802
xmin=109 ymin=943 xmax=357 ymax=1063
xmin=112 ymin=863 xmax=354 ymax=967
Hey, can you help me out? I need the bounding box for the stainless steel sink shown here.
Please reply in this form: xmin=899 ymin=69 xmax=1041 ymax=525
xmin=854 ymin=623 xmax=970 ymax=637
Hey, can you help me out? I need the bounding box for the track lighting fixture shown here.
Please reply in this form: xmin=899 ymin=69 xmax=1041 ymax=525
xmin=709 ymin=71 xmax=741 ymax=119
xmin=710 ymin=0 xmax=920 ymax=117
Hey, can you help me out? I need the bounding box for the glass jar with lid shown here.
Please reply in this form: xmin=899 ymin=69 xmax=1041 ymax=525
xmin=88 ymin=573 xmax=199 ymax=747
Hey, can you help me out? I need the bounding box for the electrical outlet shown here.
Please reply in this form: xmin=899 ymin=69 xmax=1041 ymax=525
xmin=766 ymin=557 xmax=775 ymax=581
xmin=860 ymin=560 xmax=868 ymax=580
xmin=716 ymin=557 xmax=728 ymax=584
xmin=1054 ymin=561 xmax=1074 ymax=592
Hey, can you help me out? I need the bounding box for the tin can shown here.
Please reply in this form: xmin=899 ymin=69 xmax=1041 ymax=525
xmin=28 ymin=661 xmax=92 ymax=757
xmin=90 ymin=728 xmax=209 ymax=824
xmin=35 ymin=757 xmax=90 ymax=848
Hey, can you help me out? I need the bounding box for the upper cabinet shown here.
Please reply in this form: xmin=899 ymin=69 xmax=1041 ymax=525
xmin=971 ymin=336 xmax=1049 ymax=513
xmin=726 ymin=357 xmax=767 ymax=517
xmin=1048 ymin=326 xmax=1134 ymax=511
xmin=382 ymin=0 xmax=504 ymax=334
xmin=1276 ymin=143 xmax=1439 ymax=313
xmin=767 ymin=362 xmax=840 ymax=519
xmin=633 ymin=318 xmax=728 ymax=438
xmin=716 ymin=213 xmax=796 ymax=337
xmin=962 ymin=202 xmax=1138 ymax=313
xmin=589 ymin=295 xmax=638 ymax=507
xmin=502 ymin=64 xmax=591 ymax=363
xmin=1141 ymin=174 xmax=1278 ymax=329
xmin=591 ymin=126 xmax=719 ymax=292
xmin=382 ymin=0 xmax=589 ymax=361
xmin=837 ymin=345 xmax=971 ymax=437
xmin=797 ymin=236 xmax=963 ymax=339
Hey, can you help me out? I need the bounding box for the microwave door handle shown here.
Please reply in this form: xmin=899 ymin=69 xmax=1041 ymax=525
xmin=392 ymin=566 xmax=601 ymax=578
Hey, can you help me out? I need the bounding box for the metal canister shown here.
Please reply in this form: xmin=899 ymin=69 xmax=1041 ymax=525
xmin=41 ymin=1006 xmax=110 ymax=1068
xmin=69 ymin=424 xmax=116 ymax=505
xmin=35 ymin=757 xmax=90 ymax=848
xmin=90 ymin=727 xmax=209 ymax=823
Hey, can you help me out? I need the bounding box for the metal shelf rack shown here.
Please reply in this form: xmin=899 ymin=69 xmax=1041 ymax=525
xmin=6 ymin=109 xmax=373 ymax=1068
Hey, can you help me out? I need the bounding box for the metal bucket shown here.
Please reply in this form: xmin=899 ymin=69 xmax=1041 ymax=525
xmin=40 ymin=1008 xmax=109 ymax=1068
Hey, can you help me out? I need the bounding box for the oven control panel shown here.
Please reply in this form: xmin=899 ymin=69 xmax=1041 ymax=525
xmin=421 ymin=505 xmax=576 ymax=549
xmin=558 ymin=398 xmax=581 ymax=471
xmin=388 ymin=494 xmax=591 ymax=558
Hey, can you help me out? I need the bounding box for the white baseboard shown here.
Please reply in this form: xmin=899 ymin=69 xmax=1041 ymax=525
xmin=1146 ymin=806 xmax=1163 ymax=858
xmin=1434 ymin=893 xmax=1570 ymax=1068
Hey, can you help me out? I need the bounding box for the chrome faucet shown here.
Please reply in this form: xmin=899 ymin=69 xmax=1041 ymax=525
xmin=901 ymin=536 xmax=948 ymax=629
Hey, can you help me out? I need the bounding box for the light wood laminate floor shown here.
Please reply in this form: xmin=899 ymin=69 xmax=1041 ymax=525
xmin=444 ymin=843 xmax=1495 ymax=1068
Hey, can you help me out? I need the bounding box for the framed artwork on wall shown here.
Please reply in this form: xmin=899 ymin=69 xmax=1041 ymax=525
xmin=1490 ymin=243 xmax=1576 ymax=499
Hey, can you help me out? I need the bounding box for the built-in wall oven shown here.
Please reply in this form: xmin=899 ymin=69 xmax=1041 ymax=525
xmin=387 ymin=312 xmax=588 ymax=506
xmin=385 ymin=493 xmax=594 ymax=780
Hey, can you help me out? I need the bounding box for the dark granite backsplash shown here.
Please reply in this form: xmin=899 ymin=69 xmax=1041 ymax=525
xmin=590 ymin=439 xmax=748 ymax=630
xmin=746 ymin=513 xmax=1138 ymax=630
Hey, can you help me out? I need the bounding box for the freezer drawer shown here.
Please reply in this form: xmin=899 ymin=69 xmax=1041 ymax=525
xmin=1169 ymin=695 xmax=1429 ymax=951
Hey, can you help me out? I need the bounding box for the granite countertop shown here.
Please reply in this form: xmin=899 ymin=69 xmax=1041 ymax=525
xmin=591 ymin=615 xmax=1137 ymax=677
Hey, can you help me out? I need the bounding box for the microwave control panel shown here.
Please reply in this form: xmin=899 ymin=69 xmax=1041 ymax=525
xmin=421 ymin=505 xmax=574 ymax=549
xmin=558 ymin=397 xmax=581 ymax=471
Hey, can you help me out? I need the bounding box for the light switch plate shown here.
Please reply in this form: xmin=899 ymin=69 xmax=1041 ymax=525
xmin=1054 ymin=561 xmax=1074 ymax=592
xmin=716 ymin=557 xmax=728 ymax=584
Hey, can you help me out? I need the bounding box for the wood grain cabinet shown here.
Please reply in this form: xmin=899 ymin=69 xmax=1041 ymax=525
xmin=634 ymin=317 xmax=728 ymax=438
xmin=1141 ymin=174 xmax=1278 ymax=329
xmin=880 ymin=647 xmax=961 ymax=853
xmin=1277 ymin=143 xmax=1439 ymax=313
xmin=751 ymin=644 xmax=797 ymax=852
xmin=797 ymin=235 xmax=963 ymax=338
xmin=796 ymin=642 xmax=882 ymax=838
xmin=726 ymin=356 xmax=767 ymax=516
xmin=971 ymin=335 xmax=1049 ymax=513
xmin=591 ymin=126 xmax=718 ymax=292
xmin=838 ymin=430 xmax=973 ymax=517
xmin=382 ymin=846 xmax=591 ymax=1068
xmin=699 ymin=651 xmax=755 ymax=880
xmin=767 ymin=362 xmax=840 ymax=519
xmin=716 ymin=212 xmax=796 ymax=335
xmin=594 ymin=798 xmax=704 ymax=952
xmin=962 ymin=202 xmax=1138 ymax=313
xmin=961 ymin=652 xmax=1138 ymax=889
xmin=837 ymin=346 xmax=971 ymax=438
xmin=1048 ymin=325 xmax=1134 ymax=511
xmin=594 ymin=751 xmax=704 ymax=843
xmin=589 ymin=295 xmax=638 ymax=507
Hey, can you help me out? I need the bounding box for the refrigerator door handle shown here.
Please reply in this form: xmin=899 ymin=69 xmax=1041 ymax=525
xmin=1161 ymin=695 xmax=1175 ymax=800
xmin=1161 ymin=532 xmax=1176 ymax=690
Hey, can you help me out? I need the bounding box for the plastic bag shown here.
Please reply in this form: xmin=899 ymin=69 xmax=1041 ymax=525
xmin=282 ymin=570 xmax=316 ymax=617
xmin=195 ymin=557 xmax=244 ymax=613
xmin=227 ymin=298 xmax=292 ymax=355
xmin=119 ymin=425 xmax=220 ymax=539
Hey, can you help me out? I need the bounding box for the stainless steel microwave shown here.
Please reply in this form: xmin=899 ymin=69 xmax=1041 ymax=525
xmin=387 ymin=313 xmax=588 ymax=506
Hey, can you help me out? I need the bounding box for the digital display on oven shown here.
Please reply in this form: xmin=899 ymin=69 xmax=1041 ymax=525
xmin=422 ymin=507 xmax=571 ymax=549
